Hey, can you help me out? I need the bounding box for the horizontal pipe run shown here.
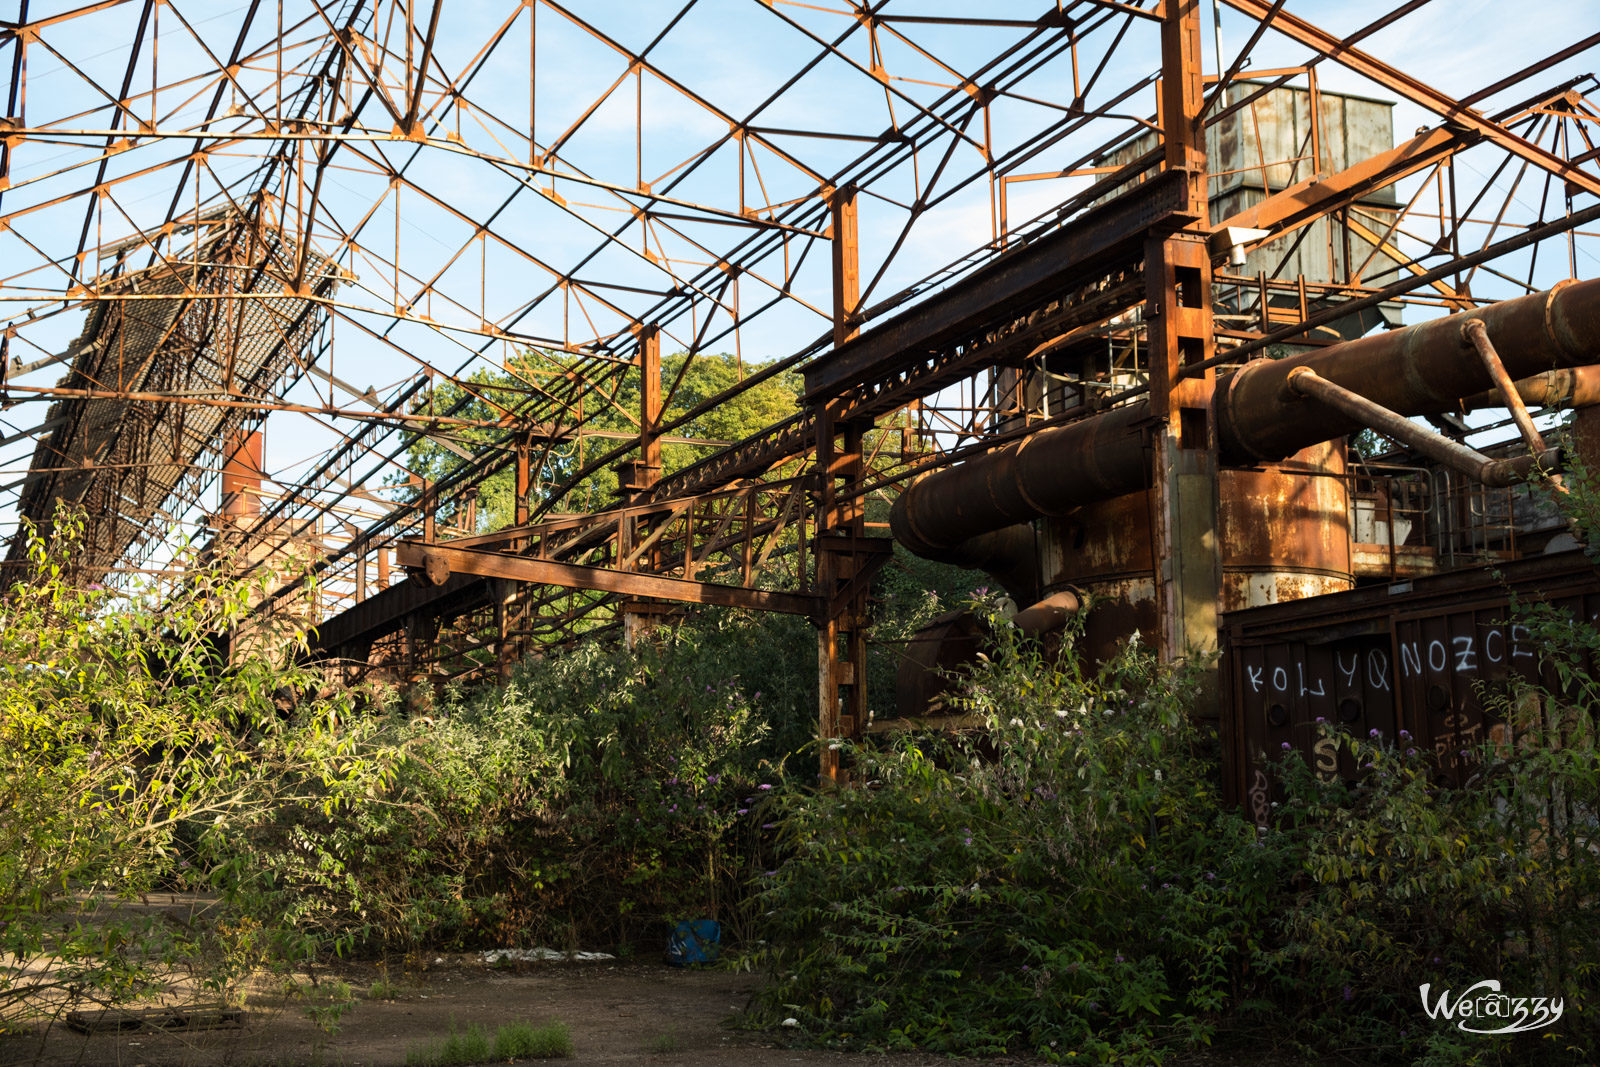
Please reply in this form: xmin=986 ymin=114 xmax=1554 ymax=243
xmin=1215 ymin=278 xmax=1600 ymax=465
xmin=892 ymin=279 xmax=1600 ymax=559
xmin=1459 ymin=364 xmax=1600 ymax=413
xmin=890 ymin=401 xmax=1149 ymax=557
xmin=1286 ymin=369 xmax=1557 ymax=488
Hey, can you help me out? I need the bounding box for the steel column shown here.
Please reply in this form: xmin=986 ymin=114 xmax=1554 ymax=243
xmin=1150 ymin=0 xmax=1221 ymax=676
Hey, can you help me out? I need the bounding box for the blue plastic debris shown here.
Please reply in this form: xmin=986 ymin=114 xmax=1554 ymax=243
xmin=666 ymin=919 xmax=721 ymax=966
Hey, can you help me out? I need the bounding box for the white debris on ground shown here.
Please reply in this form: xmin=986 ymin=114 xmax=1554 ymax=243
xmin=479 ymin=947 xmax=616 ymax=964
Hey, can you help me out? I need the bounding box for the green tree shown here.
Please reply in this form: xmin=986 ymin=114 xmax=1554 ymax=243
xmin=403 ymin=351 xmax=803 ymax=530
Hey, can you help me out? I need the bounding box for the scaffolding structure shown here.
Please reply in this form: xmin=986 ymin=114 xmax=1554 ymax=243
xmin=2 ymin=1 xmax=1598 ymax=773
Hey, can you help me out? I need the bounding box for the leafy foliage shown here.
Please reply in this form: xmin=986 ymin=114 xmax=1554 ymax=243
xmin=749 ymin=624 xmax=1259 ymax=1061
xmin=749 ymin=607 xmax=1600 ymax=1063
xmin=214 ymin=608 xmax=817 ymax=953
xmin=404 ymin=351 xmax=802 ymax=526
xmin=0 ymin=513 xmax=395 ymax=1030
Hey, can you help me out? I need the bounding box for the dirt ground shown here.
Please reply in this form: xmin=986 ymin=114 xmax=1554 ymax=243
xmin=2 ymin=956 xmax=1015 ymax=1067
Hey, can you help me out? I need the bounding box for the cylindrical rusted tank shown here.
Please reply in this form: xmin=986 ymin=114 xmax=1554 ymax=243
xmin=1039 ymin=442 xmax=1352 ymax=661
xmin=1216 ymin=440 xmax=1352 ymax=608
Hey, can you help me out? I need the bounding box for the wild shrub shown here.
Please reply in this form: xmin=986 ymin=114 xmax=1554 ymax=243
xmin=221 ymin=608 xmax=813 ymax=952
xmin=1270 ymin=698 xmax=1600 ymax=1062
xmin=0 ymin=513 xmax=396 ymax=1031
xmin=750 ymin=608 xmax=1600 ymax=1063
xmin=749 ymin=623 xmax=1276 ymax=1060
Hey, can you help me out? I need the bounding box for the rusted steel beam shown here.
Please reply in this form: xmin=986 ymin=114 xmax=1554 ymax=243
xmin=1213 ymin=126 xmax=1472 ymax=247
xmin=831 ymin=185 xmax=860 ymax=348
xmin=802 ymin=167 xmax=1197 ymax=402
xmin=1220 ymin=0 xmax=1600 ymax=199
xmin=395 ymin=541 xmax=823 ymax=617
xmin=1148 ymin=0 xmax=1222 ymax=668
xmin=307 ymin=570 xmax=491 ymax=657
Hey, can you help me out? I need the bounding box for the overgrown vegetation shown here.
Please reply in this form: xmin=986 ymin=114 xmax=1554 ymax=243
xmin=7 ymin=469 xmax=1600 ymax=1065
xmin=0 ymin=514 xmax=395 ymax=1032
xmin=214 ymin=608 xmax=816 ymax=953
xmin=748 ymin=614 xmax=1600 ymax=1062
xmin=0 ymin=505 xmax=971 ymax=1043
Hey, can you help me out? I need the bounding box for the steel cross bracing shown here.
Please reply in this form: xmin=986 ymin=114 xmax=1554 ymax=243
xmin=0 ymin=1 xmax=1597 ymax=753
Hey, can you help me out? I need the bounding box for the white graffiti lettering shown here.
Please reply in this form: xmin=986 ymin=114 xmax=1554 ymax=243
xmin=1400 ymin=640 xmax=1422 ymax=678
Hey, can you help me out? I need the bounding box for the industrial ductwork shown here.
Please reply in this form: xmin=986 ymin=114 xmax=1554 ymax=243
xmin=892 ymin=279 xmax=1600 ymax=559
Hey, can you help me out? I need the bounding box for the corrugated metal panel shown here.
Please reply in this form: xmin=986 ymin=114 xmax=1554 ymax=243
xmin=1222 ymin=550 xmax=1600 ymax=818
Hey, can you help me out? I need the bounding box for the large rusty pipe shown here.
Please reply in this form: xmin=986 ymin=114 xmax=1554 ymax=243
xmin=891 ymin=400 xmax=1148 ymax=556
xmin=1215 ymin=278 xmax=1600 ymax=464
xmin=1460 ymin=364 xmax=1600 ymax=413
xmin=909 ymin=523 xmax=1043 ymax=605
xmin=893 ymin=279 xmax=1600 ymax=556
xmin=1011 ymin=589 xmax=1082 ymax=636
xmin=1287 ymin=369 xmax=1559 ymax=488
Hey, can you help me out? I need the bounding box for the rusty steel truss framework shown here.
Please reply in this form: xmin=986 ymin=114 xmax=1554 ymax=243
xmin=2 ymin=1 xmax=1598 ymax=777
